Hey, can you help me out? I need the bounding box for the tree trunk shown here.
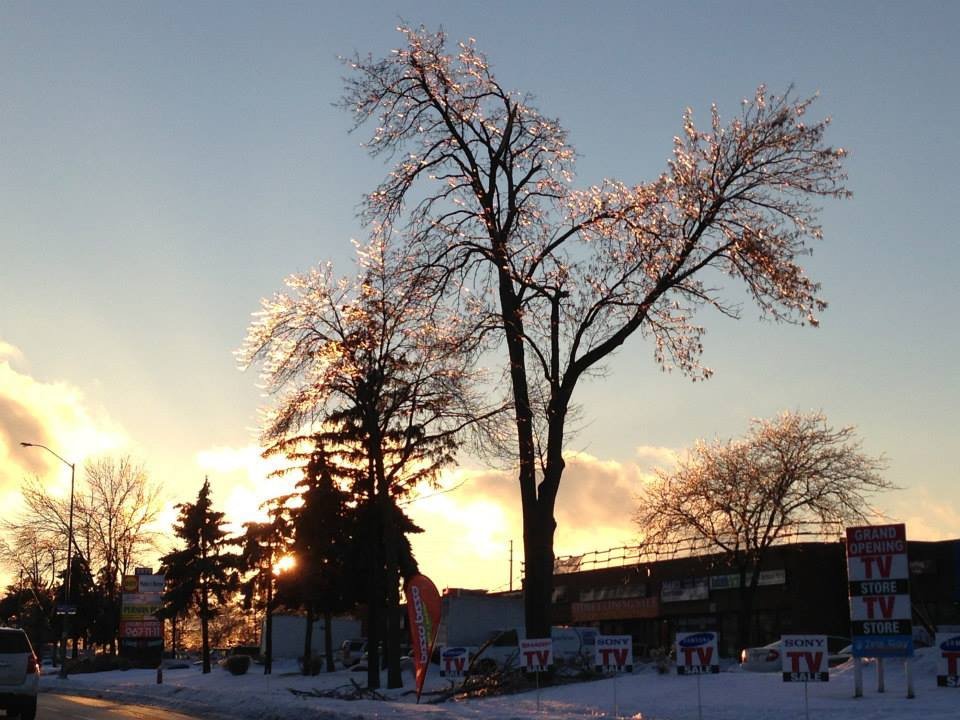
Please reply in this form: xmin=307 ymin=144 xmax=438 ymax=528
xmin=366 ymin=596 xmax=381 ymax=689
xmin=385 ymin=568 xmax=403 ymax=687
xmin=522 ymin=506 xmax=556 ymax=639
xmin=366 ymin=501 xmax=383 ymax=690
xmin=302 ymin=604 xmax=314 ymax=676
xmin=381 ymin=496 xmax=403 ymax=688
xmin=264 ymin=577 xmax=273 ymax=675
xmin=201 ymin=585 xmax=211 ymax=674
xmin=735 ymin=558 xmax=765 ymax=653
xmin=323 ymin=610 xmax=335 ymax=673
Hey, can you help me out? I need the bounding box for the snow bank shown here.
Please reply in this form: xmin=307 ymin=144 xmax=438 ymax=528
xmin=41 ymin=649 xmax=959 ymax=719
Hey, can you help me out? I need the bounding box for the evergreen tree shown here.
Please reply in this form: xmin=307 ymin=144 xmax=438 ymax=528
xmin=238 ymin=498 xmax=292 ymax=674
xmin=159 ymin=478 xmax=239 ymax=673
xmin=242 ymin=239 xmax=496 ymax=688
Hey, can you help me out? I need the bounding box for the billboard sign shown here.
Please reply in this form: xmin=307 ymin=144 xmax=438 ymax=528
xmin=936 ymin=633 xmax=960 ymax=688
xmin=520 ymin=638 xmax=553 ymax=672
xmin=676 ymin=632 xmax=719 ymax=674
xmin=846 ymin=524 xmax=914 ymax=658
xmin=781 ymin=635 xmax=829 ymax=682
xmin=120 ymin=572 xmax=164 ymax=665
xmin=595 ymin=635 xmax=633 ymax=673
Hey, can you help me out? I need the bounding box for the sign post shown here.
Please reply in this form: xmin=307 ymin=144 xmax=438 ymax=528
xmin=846 ymin=523 xmax=914 ymax=699
xmin=595 ymin=635 xmax=633 ymax=717
xmin=520 ymin=638 xmax=553 ymax=713
xmin=676 ymin=632 xmax=719 ymax=720
xmin=781 ymin=635 xmax=829 ymax=720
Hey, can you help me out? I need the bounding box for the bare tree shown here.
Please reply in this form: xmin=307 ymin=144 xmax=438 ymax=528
xmin=3 ymin=456 xmax=159 ymax=588
xmin=75 ymin=457 xmax=161 ymax=597
xmin=0 ymin=519 xmax=62 ymax=589
xmin=341 ymin=26 xmax=850 ymax=636
xmin=636 ymin=411 xmax=891 ymax=648
xmin=239 ymin=236 xmax=499 ymax=689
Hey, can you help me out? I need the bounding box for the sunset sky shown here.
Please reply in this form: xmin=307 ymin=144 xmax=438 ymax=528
xmin=2 ymin=1 xmax=958 ymax=593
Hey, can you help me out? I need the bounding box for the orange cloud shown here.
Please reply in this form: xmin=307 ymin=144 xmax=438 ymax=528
xmin=0 ymin=341 xmax=126 ymax=499
xmin=405 ymin=448 xmax=677 ymax=591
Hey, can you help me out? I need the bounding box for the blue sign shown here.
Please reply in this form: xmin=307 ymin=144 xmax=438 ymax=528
xmin=55 ymin=603 xmax=77 ymax=616
xmin=852 ymin=635 xmax=914 ymax=658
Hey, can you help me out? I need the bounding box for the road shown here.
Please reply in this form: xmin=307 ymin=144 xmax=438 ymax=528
xmin=38 ymin=694 xmax=206 ymax=720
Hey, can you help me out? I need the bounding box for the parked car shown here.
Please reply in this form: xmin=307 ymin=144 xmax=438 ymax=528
xmin=340 ymin=638 xmax=367 ymax=667
xmin=0 ymin=627 xmax=40 ymax=720
xmin=740 ymin=635 xmax=851 ymax=672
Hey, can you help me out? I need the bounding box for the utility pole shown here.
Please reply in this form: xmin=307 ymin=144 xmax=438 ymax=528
xmin=20 ymin=442 xmax=76 ymax=679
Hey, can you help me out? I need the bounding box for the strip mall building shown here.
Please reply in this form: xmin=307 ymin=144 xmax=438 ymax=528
xmin=547 ymin=539 xmax=960 ymax=657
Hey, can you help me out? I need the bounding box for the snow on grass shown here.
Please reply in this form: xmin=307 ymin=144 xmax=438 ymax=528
xmin=41 ymin=649 xmax=957 ymax=719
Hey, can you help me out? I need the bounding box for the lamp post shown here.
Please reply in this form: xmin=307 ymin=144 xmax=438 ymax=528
xmin=20 ymin=442 xmax=75 ymax=679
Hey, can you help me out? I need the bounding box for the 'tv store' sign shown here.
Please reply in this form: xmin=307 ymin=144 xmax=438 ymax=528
xmin=846 ymin=523 xmax=914 ymax=658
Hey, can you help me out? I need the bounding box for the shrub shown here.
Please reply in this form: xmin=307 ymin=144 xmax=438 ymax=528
xmin=224 ymin=654 xmax=251 ymax=675
xmin=298 ymin=654 xmax=324 ymax=675
xmin=65 ymin=655 xmax=132 ymax=674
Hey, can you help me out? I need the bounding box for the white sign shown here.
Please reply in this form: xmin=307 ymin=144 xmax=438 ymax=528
xmin=936 ymin=633 xmax=960 ymax=688
xmin=709 ymin=569 xmax=786 ymax=590
xmin=122 ymin=592 xmax=162 ymax=606
xmin=439 ymin=646 xmax=471 ymax=678
xmin=676 ymin=632 xmax=719 ymax=674
xmin=846 ymin=554 xmax=910 ymax=582
xmin=849 ymin=594 xmax=912 ymax=621
xmin=781 ymin=635 xmax=829 ymax=682
xmin=661 ymin=578 xmax=709 ymax=602
xmin=519 ymin=638 xmax=553 ymax=672
xmin=594 ymin=635 xmax=633 ymax=673
xmin=136 ymin=574 xmax=165 ymax=593
xmin=846 ymin=524 xmax=913 ymax=658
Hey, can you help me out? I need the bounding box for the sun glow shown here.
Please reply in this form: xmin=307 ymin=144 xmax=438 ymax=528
xmin=273 ymin=554 xmax=296 ymax=575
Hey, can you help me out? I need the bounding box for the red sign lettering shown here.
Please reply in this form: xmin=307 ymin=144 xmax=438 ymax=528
xmin=786 ymin=651 xmax=824 ymax=673
xmin=600 ymin=648 xmax=629 ymax=666
xmin=443 ymin=656 xmax=466 ymax=674
xmin=524 ymin=650 xmax=550 ymax=668
xmin=945 ymin=651 xmax=960 ymax=676
xmin=863 ymin=596 xmax=896 ymax=619
xmin=682 ymin=646 xmax=714 ymax=666
xmin=861 ymin=555 xmax=894 ymax=579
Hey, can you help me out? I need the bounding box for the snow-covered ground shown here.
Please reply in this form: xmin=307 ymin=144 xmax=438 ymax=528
xmin=42 ymin=650 xmax=956 ymax=719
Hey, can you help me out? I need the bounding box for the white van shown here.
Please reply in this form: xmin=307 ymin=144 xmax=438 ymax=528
xmin=471 ymin=626 xmax=598 ymax=674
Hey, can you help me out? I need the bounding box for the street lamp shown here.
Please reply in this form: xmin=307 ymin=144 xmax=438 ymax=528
xmin=20 ymin=442 xmax=75 ymax=679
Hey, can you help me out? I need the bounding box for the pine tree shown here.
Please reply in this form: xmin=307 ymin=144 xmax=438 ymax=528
xmin=241 ymin=239 xmax=496 ymax=688
xmin=269 ymin=438 xmax=358 ymax=675
xmin=238 ymin=498 xmax=292 ymax=674
xmin=159 ymin=478 xmax=239 ymax=673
